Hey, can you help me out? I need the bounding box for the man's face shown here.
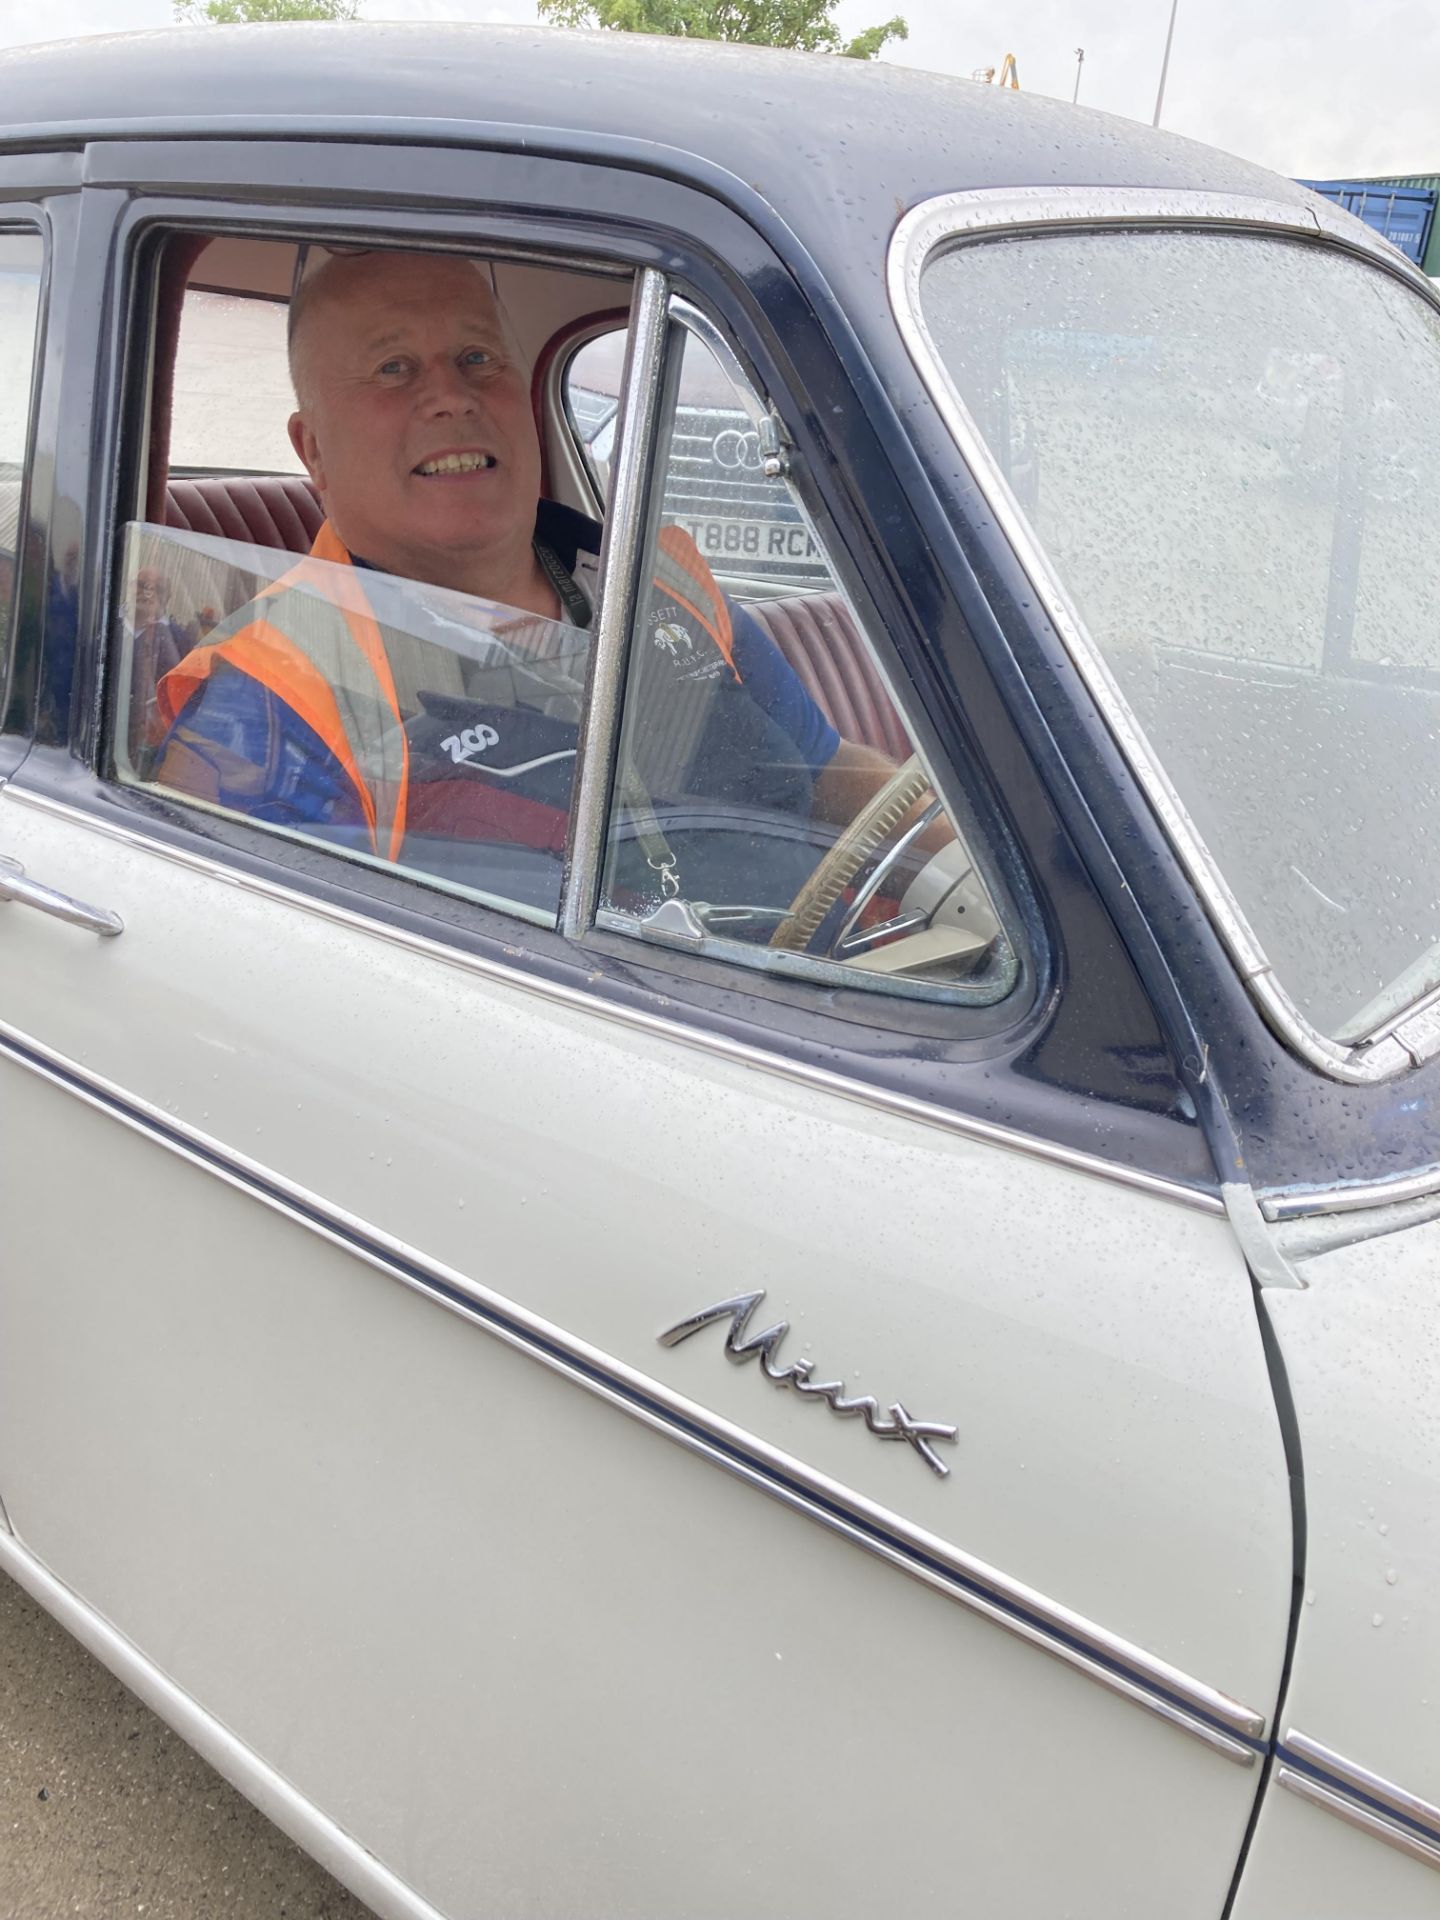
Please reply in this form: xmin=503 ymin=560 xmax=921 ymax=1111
xmin=134 ymin=568 xmax=168 ymax=623
xmin=287 ymin=253 xmax=542 ymax=592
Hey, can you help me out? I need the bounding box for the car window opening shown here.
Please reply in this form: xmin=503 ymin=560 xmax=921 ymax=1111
xmin=110 ymin=229 xmax=1013 ymax=1005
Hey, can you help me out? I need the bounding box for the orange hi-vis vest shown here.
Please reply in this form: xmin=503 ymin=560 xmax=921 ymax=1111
xmin=649 ymin=524 xmax=736 ymax=678
xmin=157 ymin=519 xmax=736 ymax=860
xmin=158 ymin=521 xmax=410 ymax=859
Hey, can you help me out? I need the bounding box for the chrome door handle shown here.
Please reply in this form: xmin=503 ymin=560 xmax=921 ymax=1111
xmin=0 ymin=857 xmax=123 ymax=937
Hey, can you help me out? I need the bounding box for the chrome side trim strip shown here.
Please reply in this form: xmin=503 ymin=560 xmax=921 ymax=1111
xmin=0 ymin=1531 xmax=449 ymax=1920
xmin=0 ymin=782 xmax=1223 ymax=1216
xmin=1277 ymin=1766 xmax=1440 ymax=1874
xmin=0 ymin=1015 xmax=1260 ymax=1760
xmin=1261 ymin=1164 xmax=1440 ymax=1223
xmin=560 ymin=266 xmax=668 ymax=940
xmin=1278 ymin=1187 xmax=1440 ymax=1262
xmin=1282 ymin=1731 xmax=1440 ymax=1850
xmin=886 ymin=186 xmax=1431 ymax=1087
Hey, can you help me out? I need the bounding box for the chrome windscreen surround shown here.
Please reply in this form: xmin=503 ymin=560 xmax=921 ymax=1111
xmin=886 ymin=186 xmax=1440 ymax=1088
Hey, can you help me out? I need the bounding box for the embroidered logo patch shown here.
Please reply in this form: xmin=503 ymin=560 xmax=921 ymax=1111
xmin=653 ymin=620 xmax=694 ymax=658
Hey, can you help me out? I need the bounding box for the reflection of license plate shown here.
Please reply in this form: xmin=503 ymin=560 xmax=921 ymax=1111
xmin=676 ymin=516 xmax=822 ymax=567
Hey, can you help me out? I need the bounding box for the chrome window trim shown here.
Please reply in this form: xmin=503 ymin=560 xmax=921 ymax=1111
xmin=1262 ymin=1161 xmax=1440 ymax=1222
xmin=1 ymin=780 xmax=1221 ymax=1217
xmin=887 ymin=185 xmax=1440 ymax=1086
xmin=0 ymin=1011 xmax=1261 ymax=1760
xmin=0 ymin=1532 xmax=449 ymax=1920
xmin=561 ymin=265 xmax=669 ymax=940
xmin=1277 ymin=1730 xmax=1440 ymax=1873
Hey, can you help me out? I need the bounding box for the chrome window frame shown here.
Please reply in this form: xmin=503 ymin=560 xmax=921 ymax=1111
xmin=561 ymin=265 xmax=669 ymax=940
xmin=887 ymin=185 xmax=1440 ymax=1085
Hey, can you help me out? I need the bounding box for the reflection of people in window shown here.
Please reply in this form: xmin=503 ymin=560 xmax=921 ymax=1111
xmin=0 ymin=488 xmax=17 ymax=638
xmin=124 ymin=566 xmax=195 ymax=759
xmin=154 ymin=250 xmax=902 ymax=875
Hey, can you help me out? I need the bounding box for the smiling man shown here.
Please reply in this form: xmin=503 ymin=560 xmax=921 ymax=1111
xmin=153 ymin=246 xmax=902 ymax=881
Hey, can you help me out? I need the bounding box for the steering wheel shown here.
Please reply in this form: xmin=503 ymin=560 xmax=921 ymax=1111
xmin=769 ymin=755 xmax=935 ymax=955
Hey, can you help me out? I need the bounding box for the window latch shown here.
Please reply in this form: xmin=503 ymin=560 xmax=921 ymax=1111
xmin=636 ymin=896 xmax=707 ymax=947
xmin=757 ymin=415 xmax=789 ymax=480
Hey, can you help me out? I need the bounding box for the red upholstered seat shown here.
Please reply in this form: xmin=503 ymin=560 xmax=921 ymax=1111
xmin=744 ymin=591 xmax=910 ymax=761
xmin=162 ymin=476 xmax=908 ymax=755
xmin=165 ymin=474 xmax=326 ymax=553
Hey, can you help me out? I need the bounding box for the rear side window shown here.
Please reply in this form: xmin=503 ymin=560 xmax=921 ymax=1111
xmin=0 ymin=229 xmax=44 ymax=668
xmin=171 ymin=286 xmax=301 ymax=475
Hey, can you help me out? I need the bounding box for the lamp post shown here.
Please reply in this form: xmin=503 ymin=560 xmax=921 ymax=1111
xmin=1072 ymin=46 xmax=1084 ymax=105
xmin=1152 ymin=0 xmax=1180 ymax=127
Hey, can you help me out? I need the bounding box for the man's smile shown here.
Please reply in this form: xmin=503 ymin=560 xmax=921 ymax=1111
xmin=413 ymin=449 xmax=497 ymax=477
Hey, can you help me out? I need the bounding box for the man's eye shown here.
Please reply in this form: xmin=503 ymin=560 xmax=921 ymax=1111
xmin=461 ymin=349 xmax=492 ymax=369
xmin=377 ymin=358 xmax=408 ymax=377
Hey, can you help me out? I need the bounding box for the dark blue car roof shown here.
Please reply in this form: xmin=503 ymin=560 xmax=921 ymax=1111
xmin=2 ymin=22 xmax=1312 ymax=246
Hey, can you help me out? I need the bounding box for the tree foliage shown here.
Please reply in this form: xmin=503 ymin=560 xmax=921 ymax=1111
xmin=174 ymin=0 xmax=361 ymax=23
xmin=536 ymin=0 xmax=906 ymax=61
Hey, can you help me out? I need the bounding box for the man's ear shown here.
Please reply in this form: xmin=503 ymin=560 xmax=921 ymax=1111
xmin=288 ymin=411 xmax=325 ymax=491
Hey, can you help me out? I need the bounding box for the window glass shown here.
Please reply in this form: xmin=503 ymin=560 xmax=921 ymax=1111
xmin=116 ymin=522 xmax=590 ymax=926
xmin=171 ymin=288 xmax=303 ymax=475
xmin=0 ymin=230 xmax=44 ymax=659
xmin=922 ymin=230 xmax=1440 ymax=1041
xmin=116 ymin=236 xmax=636 ymax=931
xmin=567 ymin=329 xmax=832 ymax=596
xmin=597 ymin=320 xmax=1011 ymax=1004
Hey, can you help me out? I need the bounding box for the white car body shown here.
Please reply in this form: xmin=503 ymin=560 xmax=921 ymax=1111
xmin=0 ymin=23 xmax=1436 ymax=1920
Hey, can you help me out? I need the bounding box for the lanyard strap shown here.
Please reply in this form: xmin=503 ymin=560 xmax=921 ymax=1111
xmin=533 ymin=538 xmax=593 ymax=630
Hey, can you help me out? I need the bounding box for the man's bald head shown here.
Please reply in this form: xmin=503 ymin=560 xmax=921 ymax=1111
xmin=287 ymin=249 xmax=522 ymax=408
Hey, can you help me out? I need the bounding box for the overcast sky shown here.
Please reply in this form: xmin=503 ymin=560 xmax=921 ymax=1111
xmin=0 ymin=0 xmax=1434 ymax=180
